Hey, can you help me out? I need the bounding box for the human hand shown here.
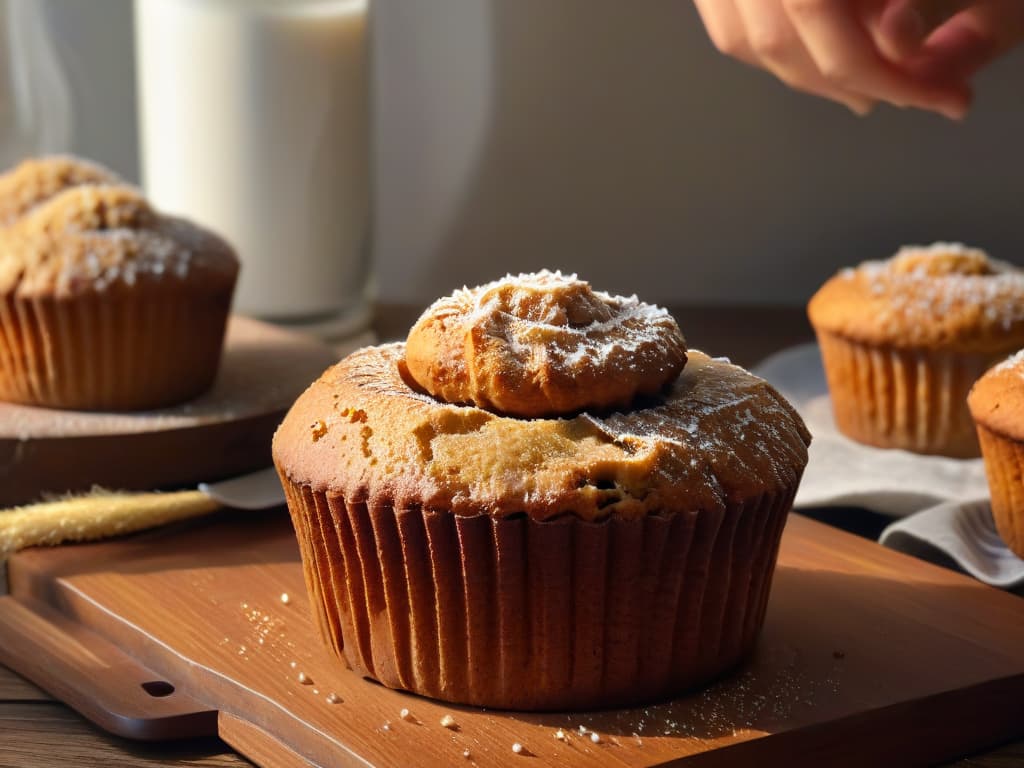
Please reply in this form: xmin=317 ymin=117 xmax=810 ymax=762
xmin=694 ymin=0 xmax=1024 ymax=118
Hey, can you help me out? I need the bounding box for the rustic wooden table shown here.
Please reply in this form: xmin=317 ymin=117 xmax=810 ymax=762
xmin=3 ymin=304 xmax=1022 ymax=767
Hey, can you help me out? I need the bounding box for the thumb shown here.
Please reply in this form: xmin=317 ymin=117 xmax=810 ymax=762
xmin=877 ymin=0 xmax=976 ymax=60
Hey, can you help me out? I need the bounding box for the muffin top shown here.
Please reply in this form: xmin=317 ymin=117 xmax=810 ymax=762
xmin=274 ymin=274 xmax=810 ymax=521
xmin=405 ymin=270 xmax=687 ymax=417
xmin=808 ymin=243 xmax=1024 ymax=352
xmin=0 ymin=184 xmax=239 ymax=298
xmin=968 ymin=351 xmax=1024 ymax=440
xmin=0 ymin=155 xmax=121 ymax=226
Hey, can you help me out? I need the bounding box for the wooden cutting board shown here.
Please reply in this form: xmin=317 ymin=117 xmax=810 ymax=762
xmin=1 ymin=511 xmax=1022 ymax=767
xmin=0 ymin=316 xmax=340 ymax=506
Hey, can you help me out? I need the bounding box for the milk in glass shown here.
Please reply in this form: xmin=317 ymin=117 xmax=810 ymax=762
xmin=135 ymin=0 xmax=371 ymax=331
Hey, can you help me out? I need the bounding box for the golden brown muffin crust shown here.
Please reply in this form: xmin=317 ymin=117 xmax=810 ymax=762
xmin=0 ymin=155 xmax=121 ymax=226
xmin=808 ymin=244 xmax=1024 ymax=353
xmin=968 ymin=351 xmax=1024 ymax=441
xmin=405 ymin=271 xmax=687 ymax=417
xmin=273 ymin=345 xmax=810 ymax=521
xmin=0 ymin=184 xmax=239 ymax=297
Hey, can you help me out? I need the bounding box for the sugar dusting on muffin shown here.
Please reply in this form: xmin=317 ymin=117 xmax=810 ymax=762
xmin=405 ymin=270 xmax=687 ymax=417
xmin=851 ymin=244 xmax=1019 ymax=331
xmin=814 ymin=243 xmax=1024 ymax=348
xmin=277 ymin=342 xmax=807 ymax=521
xmin=277 ymin=273 xmax=807 ymax=521
xmin=994 ymin=349 xmax=1024 ymax=376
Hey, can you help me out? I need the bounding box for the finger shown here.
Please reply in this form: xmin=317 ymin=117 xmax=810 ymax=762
xmin=877 ymin=0 xmax=976 ymax=60
xmin=904 ymin=16 xmax=996 ymax=81
xmin=694 ymin=0 xmax=757 ymax=65
xmin=784 ymin=0 xmax=971 ymax=118
xmin=734 ymin=0 xmax=875 ymax=115
xmin=903 ymin=3 xmax=1024 ymax=82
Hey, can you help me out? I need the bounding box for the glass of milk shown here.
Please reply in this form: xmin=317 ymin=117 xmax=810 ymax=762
xmin=135 ymin=0 xmax=371 ymax=338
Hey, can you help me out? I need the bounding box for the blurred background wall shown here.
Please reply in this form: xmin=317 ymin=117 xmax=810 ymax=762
xmin=40 ymin=0 xmax=1024 ymax=307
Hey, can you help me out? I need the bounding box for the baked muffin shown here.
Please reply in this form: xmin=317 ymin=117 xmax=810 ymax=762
xmin=0 ymin=180 xmax=239 ymax=410
xmin=0 ymin=155 xmax=121 ymax=226
xmin=273 ymin=271 xmax=811 ymax=711
xmin=808 ymin=243 xmax=1024 ymax=458
xmin=968 ymin=351 xmax=1024 ymax=558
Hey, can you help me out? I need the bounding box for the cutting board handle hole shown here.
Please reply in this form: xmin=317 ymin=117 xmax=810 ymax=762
xmin=141 ymin=680 xmax=175 ymax=698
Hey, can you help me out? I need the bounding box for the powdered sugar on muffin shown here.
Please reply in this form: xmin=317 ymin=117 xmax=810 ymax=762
xmin=405 ymin=271 xmax=687 ymax=417
xmin=0 ymin=185 xmax=236 ymax=297
xmin=820 ymin=244 xmax=1024 ymax=349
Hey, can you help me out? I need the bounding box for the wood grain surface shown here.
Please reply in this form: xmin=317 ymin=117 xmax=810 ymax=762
xmin=9 ymin=660 xmax=1019 ymax=768
xmin=0 ymin=316 xmax=339 ymax=506
xmin=2 ymin=509 xmax=1024 ymax=767
xmin=0 ymin=697 xmax=250 ymax=768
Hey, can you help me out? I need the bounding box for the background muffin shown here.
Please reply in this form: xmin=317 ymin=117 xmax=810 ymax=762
xmin=0 ymin=173 xmax=239 ymax=410
xmin=968 ymin=352 xmax=1024 ymax=558
xmin=808 ymin=244 xmax=1024 ymax=458
xmin=273 ymin=273 xmax=810 ymax=711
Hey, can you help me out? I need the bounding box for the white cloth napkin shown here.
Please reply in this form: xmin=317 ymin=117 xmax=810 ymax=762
xmin=752 ymin=343 xmax=1024 ymax=589
xmin=879 ymin=499 xmax=1024 ymax=589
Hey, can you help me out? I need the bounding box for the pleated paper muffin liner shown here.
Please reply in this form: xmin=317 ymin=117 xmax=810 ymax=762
xmin=282 ymin=475 xmax=796 ymax=711
xmin=815 ymin=330 xmax=1004 ymax=459
xmin=0 ymin=284 xmax=232 ymax=411
xmin=975 ymin=424 xmax=1024 ymax=558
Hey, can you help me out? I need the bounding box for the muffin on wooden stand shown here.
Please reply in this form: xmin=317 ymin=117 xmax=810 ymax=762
xmin=0 ymin=157 xmax=239 ymax=411
xmin=273 ymin=271 xmax=810 ymax=711
xmin=808 ymin=244 xmax=1024 ymax=458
